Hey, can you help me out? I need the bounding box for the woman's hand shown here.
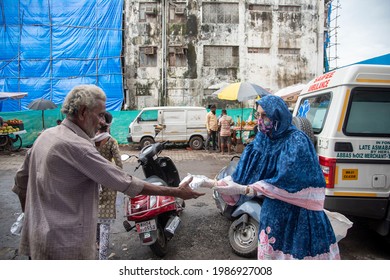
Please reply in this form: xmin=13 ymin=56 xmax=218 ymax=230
xmin=212 ymin=176 xmax=247 ymax=195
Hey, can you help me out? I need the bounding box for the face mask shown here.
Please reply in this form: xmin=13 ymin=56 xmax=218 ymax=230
xmin=257 ymin=117 xmax=273 ymax=135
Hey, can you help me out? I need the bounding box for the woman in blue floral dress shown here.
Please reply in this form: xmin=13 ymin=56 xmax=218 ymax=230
xmin=214 ymin=95 xmax=340 ymax=260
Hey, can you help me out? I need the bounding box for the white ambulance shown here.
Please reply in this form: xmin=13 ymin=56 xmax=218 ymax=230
xmin=293 ymin=64 xmax=390 ymax=236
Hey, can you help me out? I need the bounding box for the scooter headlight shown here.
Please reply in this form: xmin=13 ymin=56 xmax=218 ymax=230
xmin=149 ymin=196 xmax=157 ymax=208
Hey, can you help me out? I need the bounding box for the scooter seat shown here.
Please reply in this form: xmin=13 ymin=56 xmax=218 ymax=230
xmin=144 ymin=175 xmax=167 ymax=186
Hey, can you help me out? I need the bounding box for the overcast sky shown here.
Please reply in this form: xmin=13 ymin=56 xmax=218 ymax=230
xmin=335 ymin=0 xmax=390 ymax=67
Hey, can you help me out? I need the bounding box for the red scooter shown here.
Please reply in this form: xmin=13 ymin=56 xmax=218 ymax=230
xmin=121 ymin=142 xmax=184 ymax=257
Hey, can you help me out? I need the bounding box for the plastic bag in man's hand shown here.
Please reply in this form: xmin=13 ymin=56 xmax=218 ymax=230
xmin=10 ymin=213 xmax=24 ymax=236
xmin=180 ymin=174 xmax=216 ymax=190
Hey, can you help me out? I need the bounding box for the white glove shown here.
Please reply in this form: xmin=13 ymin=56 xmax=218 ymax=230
xmin=212 ymin=176 xmax=247 ymax=195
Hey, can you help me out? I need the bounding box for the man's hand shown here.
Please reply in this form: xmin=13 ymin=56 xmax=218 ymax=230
xmin=177 ymin=176 xmax=205 ymax=200
xmin=212 ymin=176 xmax=247 ymax=195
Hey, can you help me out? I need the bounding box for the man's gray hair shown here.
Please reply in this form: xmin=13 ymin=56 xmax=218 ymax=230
xmin=61 ymin=84 xmax=106 ymax=117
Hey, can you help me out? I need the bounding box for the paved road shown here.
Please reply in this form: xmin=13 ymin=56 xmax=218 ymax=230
xmin=1 ymin=146 xmax=389 ymax=260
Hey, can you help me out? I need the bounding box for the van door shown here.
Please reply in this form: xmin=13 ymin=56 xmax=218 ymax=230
xmin=186 ymin=109 xmax=206 ymax=131
xmin=135 ymin=109 xmax=163 ymax=142
xmin=160 ymin=110 xmax=186 ymax=142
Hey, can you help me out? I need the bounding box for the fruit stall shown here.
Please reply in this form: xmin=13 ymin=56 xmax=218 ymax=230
xmin=0 ymin=118 xmax=26 ymax=152
xmin=230 ymin=120 xmax=256 ymax=152
xmin=232 ymin=120 xmax=256 ymax=139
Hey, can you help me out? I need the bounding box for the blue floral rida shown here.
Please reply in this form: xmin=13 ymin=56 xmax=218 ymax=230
xmin=232 ymin=95 xmax=340 ymax=260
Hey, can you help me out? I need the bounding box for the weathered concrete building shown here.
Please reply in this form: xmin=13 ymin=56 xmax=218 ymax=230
xmin=122 ymin=0 xmax=327 ymax=109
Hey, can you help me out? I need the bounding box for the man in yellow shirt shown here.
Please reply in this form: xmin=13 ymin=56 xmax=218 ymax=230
xmin=205 ymin=104 xmax=218 ymax=151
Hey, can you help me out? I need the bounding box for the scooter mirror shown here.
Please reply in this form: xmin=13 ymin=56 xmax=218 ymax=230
xmin=121 ymin=154 xmax=130 ymax=161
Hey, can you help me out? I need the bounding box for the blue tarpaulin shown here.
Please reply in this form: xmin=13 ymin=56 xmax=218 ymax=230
xmin=0 ymin=0 xmax=124 ymax=112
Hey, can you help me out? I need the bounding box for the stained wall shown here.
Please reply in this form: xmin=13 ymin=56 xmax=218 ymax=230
xmin=123 ymin=0 xmax=325 ymax=109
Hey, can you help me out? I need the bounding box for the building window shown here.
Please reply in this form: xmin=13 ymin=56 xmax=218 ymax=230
xmin=169 ymin=4 xmax=186 ymax=23
xmin=202 ymin=3 xmax=239 ymax=24
xmin=249 ymin=4 xmax=272 ymax=12
xmin=278 ymin=48 xmax=300 ymax=55
xmin=248 ymin=47 xmax=270 ymax=54
xmin=139 ymin=2 xmax=157 ymax=22
xmin=204 ymin=46 xmax=239 ymax=67
xmin=249 ymin=4 xmax=273 ymax=28
xmin=140 ymin=47 xmax=157 ymax=67
xmin=278 ymin=5 xmax=301 ymax=13
xmin=138 ymin=24 xmax=151 ymax=36
xmin=168 ymin=46 xmax=187 ymax=67
xmin=136 ymin=85 xmax=152 ymax=96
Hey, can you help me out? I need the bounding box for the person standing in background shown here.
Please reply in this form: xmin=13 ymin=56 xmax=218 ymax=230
xmin=218 ymin=109 xmax=234 ymax=155
xmin=205 ymin=104 xmax=218 ymax=152
xmin=92 ymin=111 xmax=121 ymax=260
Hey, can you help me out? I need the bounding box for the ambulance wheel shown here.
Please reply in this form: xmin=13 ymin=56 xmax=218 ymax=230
xmin=292 ymin=116 xmax=315 ymax=144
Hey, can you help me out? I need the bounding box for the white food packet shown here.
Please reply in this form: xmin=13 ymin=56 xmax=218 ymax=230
xmin=180 ymin=173 xmax=216 ymax=190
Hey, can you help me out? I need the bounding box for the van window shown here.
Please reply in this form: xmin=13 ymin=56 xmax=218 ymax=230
xmin=297 ymin=93 xmax=331 ymax=133
xmin=139 ymin=110 xmax=158 ymax=121
xmin=344 ymin=88 xmax=390 ymax=137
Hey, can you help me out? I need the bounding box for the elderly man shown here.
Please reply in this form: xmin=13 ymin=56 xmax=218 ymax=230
xmin=12 ymin=84 xmax=204 ymax=260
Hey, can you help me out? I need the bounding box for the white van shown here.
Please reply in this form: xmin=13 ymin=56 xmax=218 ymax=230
xmin=127 ymin=106 xmax=208 ymax=150
xmin=293 ymin=64 xmax=390 ymax=236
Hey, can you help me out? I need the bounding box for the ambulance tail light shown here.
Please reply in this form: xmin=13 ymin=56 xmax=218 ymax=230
xmin=319 ymin=156 xmax=336 ymax=188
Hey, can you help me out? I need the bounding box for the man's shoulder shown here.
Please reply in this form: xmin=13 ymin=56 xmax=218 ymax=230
xmin=42 ymin=126 xmax=94 ymax=153
xmin=222 ymin=115 xmax=233 ymax=121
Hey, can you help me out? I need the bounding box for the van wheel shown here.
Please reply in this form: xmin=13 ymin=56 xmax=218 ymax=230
xmin=292 ymin=116 xmax=315 ymax=144
xmin=189 ymin=136 xmax=203 ymax=150
xmin=140 ymin=137 xmax=155 ymax=149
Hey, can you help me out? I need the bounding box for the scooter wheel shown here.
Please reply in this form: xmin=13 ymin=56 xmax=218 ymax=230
xmin=229 ymin=216 xmax=259 ymax=258
xmin=149 ymin=223 xmax=168 ymax=257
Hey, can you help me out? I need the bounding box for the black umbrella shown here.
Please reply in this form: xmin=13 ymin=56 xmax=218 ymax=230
xmin=27 ymin=98 xmax=57 ymax=129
